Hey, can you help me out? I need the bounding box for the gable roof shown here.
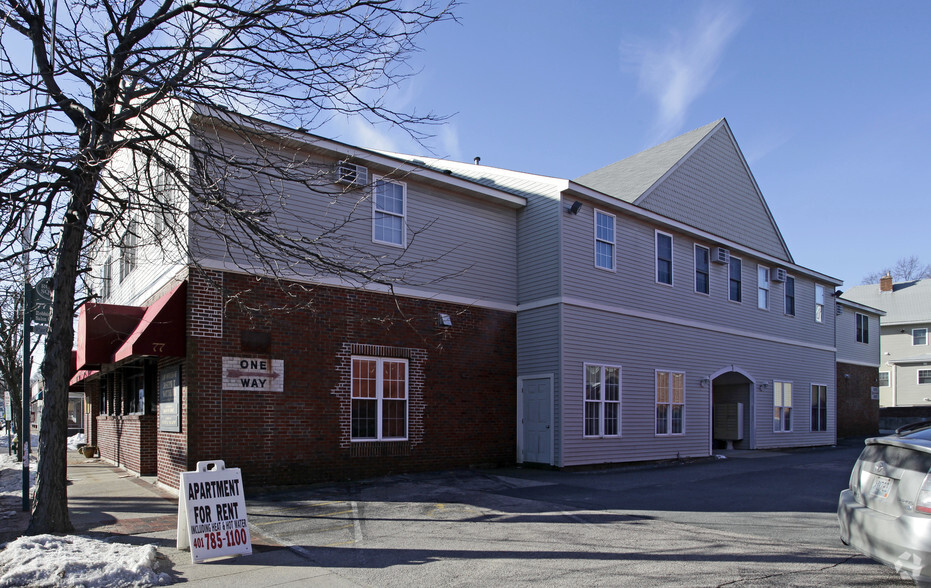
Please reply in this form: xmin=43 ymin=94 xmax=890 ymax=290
xmin=574 ymin=119 xmax=793 ymax=262
xmin=841 ymin=278 xmax=931 ymax=326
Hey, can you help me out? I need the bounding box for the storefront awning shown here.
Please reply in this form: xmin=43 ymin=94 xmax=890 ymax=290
xmin=113 ymin=282 xmax=187 ymax=362
xmin=75 ymin=303 xmax=146 ymax=370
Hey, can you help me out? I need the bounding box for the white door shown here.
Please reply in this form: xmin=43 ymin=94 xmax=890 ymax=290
xmin=521 ymin=377 xmax=553 ymax=464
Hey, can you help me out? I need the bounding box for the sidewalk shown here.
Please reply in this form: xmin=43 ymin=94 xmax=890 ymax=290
xmin=65 ymin=452 xmax=351 ymax=586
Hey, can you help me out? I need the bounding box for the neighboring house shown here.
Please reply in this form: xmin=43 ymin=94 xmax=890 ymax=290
xmin=842 ymin=276 xmax=931 ymax=407
xmin=70 ymin=112 xmax=842 ymax=491
xmin=834 ymin=296 xmax=884 ymax=436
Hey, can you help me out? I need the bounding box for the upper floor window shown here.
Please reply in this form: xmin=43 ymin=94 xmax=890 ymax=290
xmin=728 ymin=256 xmax=742 ymax=302
xmin=119 ymin=221 xmax=137 ymax=282
xmin=914 ymin=328 xmax=928 ymax=346
xmin=152 ymin=168 xmax=173 ymax=238
xmin=373 ymin=178 xmax=406 ymax=246
xmin=594 ymin=210 xmax=615 ymax=271
xmin=656 ymin=231 xmax=673 ymax=285
xmin=351 ymin=356 xmax=408 ymax=440
xmin=100 ymin=254 xmax=112 ymax=299
xmin=856 ymin=313 xmax=869 ymax=343
xmin=584 ymin=364 xmax=621 ymax=437
xmin=694 ymin=245 xmax=710 ymax=294
xmin=784 ymin=276 xmax=795 ymax=316
xmin=814 ymin=284 xmax=825 ymax=323
xmin=656 ymin=370 xmax=684 ymax=435
xmin=773 ymin=381 xmax=792 ymax=432
xmin=878 ymin=371 xmax=890 ymax=387
xmin=758 ymin=265 xmax=770 ymax=310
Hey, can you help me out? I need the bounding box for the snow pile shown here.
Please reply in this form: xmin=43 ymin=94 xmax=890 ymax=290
xmin=0 ymin=535 xmax=172 ymax=587
xmin=67 ymin=433 xmax=86 ymax=450
xmin=0 ymin=434 xmax=37 ymax=521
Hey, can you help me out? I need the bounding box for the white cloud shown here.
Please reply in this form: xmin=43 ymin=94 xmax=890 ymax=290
xmin=435 ymin=123 xmax=463 ymax=161
xmin=623 ymin=2 xmax=745 ymax=143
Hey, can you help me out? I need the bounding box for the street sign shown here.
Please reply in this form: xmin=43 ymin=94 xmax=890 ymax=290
xmin=30 ymin=278 xmax=52 ymax=334
xmin=177 ymin=460 xmax=252 ymax=563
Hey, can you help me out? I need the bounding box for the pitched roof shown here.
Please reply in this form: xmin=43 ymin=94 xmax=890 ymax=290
xmin=574 ymin=119 xmax=723 ymax=203
xmin=841 ymin=278 xmax=931 ymax=325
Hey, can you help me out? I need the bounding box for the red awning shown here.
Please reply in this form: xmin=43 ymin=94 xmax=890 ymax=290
xmin=113 ymin=282 xmax=187 ymax=362
xmin=75 ymin=303 xmax=146 ymax=370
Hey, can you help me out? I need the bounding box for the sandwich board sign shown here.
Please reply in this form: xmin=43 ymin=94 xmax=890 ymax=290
xmin=177 ymin=460 xmax=252 ymax=563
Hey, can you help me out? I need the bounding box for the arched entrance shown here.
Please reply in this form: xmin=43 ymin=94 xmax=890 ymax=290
xmin=710 ymin=367 xmax=755 ymax=450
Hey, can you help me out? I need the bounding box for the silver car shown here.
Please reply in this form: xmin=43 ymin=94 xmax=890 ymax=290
xmin=838 ymin=422 xmax=931 ymax=584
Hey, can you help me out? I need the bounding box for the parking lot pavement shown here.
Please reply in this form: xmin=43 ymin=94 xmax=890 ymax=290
xmin=245 ymin=447 xmax=911 ymax=587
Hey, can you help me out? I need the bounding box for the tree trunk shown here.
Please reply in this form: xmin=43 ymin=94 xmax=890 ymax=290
xmin=25 ymin=195 xmax=89 ymax=535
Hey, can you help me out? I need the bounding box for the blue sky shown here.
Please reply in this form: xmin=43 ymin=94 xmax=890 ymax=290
xmin=325 ymin=0 xmax=931 ymax=289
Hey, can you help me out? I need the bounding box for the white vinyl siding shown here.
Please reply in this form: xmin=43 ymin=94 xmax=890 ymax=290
xmin=594 ymin=210 xmax=615 ymax=271
xmin=655 ymin=370 xmax=684 ymax=435
xmin=373 ymin=178 xmax=406 ymax=246
xmin=773 ymin=381 xmax=792 ymax=432
xmin=694 ymin=245 xmax=710 ymax=295
xmin=758 ymin=265 xmax=770 ymax=310
xmin=584 ymin=364 xmax=621 ymax=437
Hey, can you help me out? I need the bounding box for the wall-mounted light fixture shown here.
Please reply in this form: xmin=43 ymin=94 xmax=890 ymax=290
xmin=700 ymin=377 xmax=710 ymax=388
xmin=567 ymin=201 xmax=582 ymax=215
xmin=437 ymin=312 xmax=452 ymax=327
xmin=758 ymin=382 xmax=769 ymax=392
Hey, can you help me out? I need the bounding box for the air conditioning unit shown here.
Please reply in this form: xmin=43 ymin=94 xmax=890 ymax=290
xmin=712 ymin=247 xmax=730 ymax=264
xmin=336 ymin=161 xmax=368 ymax=186
xmin=772 ymin=268 xmax=787 ymax=282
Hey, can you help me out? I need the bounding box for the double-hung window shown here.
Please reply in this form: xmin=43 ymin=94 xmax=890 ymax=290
xmin=758 ymin=265 xmax=770 ymax=310
xmin=119 ymin=221 xmax=137 ymax=282
xmin=919 ymin=370 xmax=931 ymax=385
xmin=914 ymin=328 xmax=928 ymax=346
xmin=694 ymin=245 xmax=710 ymax=294
xmin=784 ymin=276 xmax=795 ymax=316
xmin=656 ymin=231 xmax=673 ymax=285
xmin=856 ymin=313 xmax=869 ymax=343
xmin=773 ymin=381 xmax=792 ymax=432
xmin=584 ymin=364 xmax=621 ymax=437
xmin=594 ymin=211 xmax=615 ymax=271
xmin=656 ymin=371 xmax=684 ymax=435
xmin=815 ymin=284 xmax=825 ymax=323
xmin=728 ymin=257 xmax=742 ymax=302
xmin=879 ymin=372 xmax=890 ymax=387
xmin=101 ymin=254 xmax=112 ymax=299
xmin=351 ymin=357 xmax=408 ymax=440
xmin=373 ymin=178 xmax=406 ymax=246
xmin=811 ymin=384 xmax=827 ymax=432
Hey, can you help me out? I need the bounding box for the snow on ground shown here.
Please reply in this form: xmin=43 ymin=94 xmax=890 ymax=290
xmin=0 ymin=433 xmax=173 ymax=587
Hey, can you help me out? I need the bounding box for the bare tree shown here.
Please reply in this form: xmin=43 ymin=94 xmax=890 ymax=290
xmin=0 ymin=282 xmax=26 ymax=462
xmin=0 ymin=0 xmax=456 ymax=534
xmin=862 ymin=256 xmax=931 ymax=284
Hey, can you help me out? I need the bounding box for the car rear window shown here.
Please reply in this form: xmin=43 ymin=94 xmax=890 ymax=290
xmin=861 ymin=443 xmax=931 ymax=474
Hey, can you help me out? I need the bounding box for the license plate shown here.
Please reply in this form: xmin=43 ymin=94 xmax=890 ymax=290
xmin=869 ymin=475 xmax=893 ymax=501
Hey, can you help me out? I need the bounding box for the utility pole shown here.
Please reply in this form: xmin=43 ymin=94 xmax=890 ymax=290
xmin=22 ymin=278 xmax=51 ymax=511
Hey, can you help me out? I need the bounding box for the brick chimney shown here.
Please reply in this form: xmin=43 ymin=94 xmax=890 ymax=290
xmin=880 ymin=273 xmax=893 ymax=292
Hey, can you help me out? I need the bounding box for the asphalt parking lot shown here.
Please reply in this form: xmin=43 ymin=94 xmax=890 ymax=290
xmin=246 ymin=440 xmax=912 ymax=586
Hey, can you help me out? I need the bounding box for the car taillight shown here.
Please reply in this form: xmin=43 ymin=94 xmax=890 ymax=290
xmin=916 ymin=471 xmax=931 ymax=514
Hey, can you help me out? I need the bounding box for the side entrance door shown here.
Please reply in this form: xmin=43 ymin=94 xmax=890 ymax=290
xmin=520 ymin=376 xmax=553 ymax=464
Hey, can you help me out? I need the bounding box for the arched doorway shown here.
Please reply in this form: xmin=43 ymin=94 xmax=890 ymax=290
xmin=710 ymin=367 xmax=755 ymax=450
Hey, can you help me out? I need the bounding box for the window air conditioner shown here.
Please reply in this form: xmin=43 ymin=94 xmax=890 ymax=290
xmin=712 ymin=247 xmax=730 ymax=264
xmin=336 ymin=161 xmax=368 ymax=186
xmin=772 ymin=268 xmax=787 ymax=282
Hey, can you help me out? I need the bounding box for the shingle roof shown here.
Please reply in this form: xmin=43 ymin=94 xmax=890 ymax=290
xmin=841 ymin=278 xmax=931 ymax=325
xmin=573 ymin=119 xmax=723 ymax=203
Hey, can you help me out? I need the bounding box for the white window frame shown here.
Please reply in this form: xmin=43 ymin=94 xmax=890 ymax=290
xmin=758 ymin=265 xmax=770 ymax=310
xmin=351 ymin=356 xmax=409 ymax=441
xmin=878 ymin=371 xmax=890 ymax=387
xmin=919 ymin=370 xmax=931 ymax=385
xmin=914 ymin=328 xmax=928 ymax=346
xmin=119 ymin=220 xmax=137 ymax=282
xmin=655 ymin=230 xmax=674 ymax=286
xmin=728 ymin=256 xmax=742 ymax=303
xmin=372 ymin=177 xmax=406 ymax=247
xmin=773 ymin=381 xmax=792 ymax=432
xmin=655 ymin=370 xmax=685 ymax=436
xmin=593 ymin=210 xmax=616 ymax=271
xmin=784 ymin=275 xmax=796 ymax=316
xmin=815 ymin=284 xmax=825 ymax=323
xmin=583 ymin=363 xmax=621 ymax=438
xmin=856 ymin=313 xmax=870 ymax=344
xmin=810 ymin=384 xmax=827 ymax=432
xmin=694 ymin=244 xmax=710 ymax=295
xmin=100 ymin=253 xmax=112 ymax=299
